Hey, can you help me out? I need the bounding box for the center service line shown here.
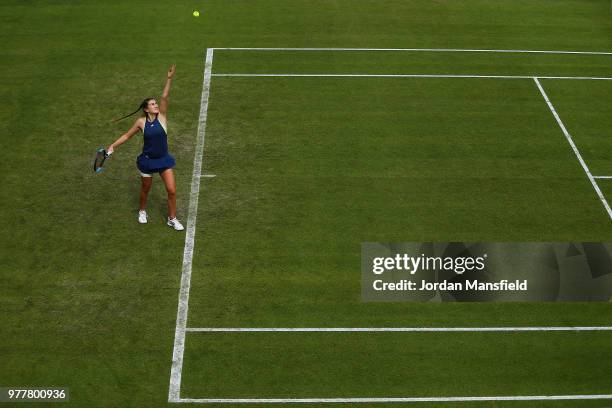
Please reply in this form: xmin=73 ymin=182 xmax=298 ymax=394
xmin=533 ymin=77 xmax=612 ymax=220
xmin=186 ymin=326 xmax=612 ymax=332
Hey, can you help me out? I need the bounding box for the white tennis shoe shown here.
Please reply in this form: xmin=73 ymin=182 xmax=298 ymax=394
xmin=167 ymin=217 xmax=185 ymax=231
xmin=138 ymin=210 xmax=147 ymax=224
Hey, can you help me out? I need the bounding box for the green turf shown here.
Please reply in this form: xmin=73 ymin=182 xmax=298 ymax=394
xmin=187 ymin=75 xmax=612 ymax=329
xmin=601 ymin=180 xmax=612 ymax=198
xmin=539 ymin=79 xmax=612 ymax=176
xmin=212 ymin=50 xmax=612 ymax=77
xmin=1 ymin=0 xmax=612 ymax=407
xmin=181 ymin=332 xmax=612 ymax=398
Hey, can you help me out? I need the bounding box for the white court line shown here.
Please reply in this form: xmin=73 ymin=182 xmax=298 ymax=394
xmin=179 ymin=395 xmax=612 ymax=403
xmin=594 ymin=176 xmax=612 ymax=179
xmin=212 ymin=73 xmax=612 ymax=80
xmin=168 ymin=48 xmax=215 ymax=403
xmin=212 ymin=47 xmax=612 ymax=55
xmin=187 ymin=326 xmax=612 ymax=332
xmin=533 ymin=77 xmax=612 ymax=220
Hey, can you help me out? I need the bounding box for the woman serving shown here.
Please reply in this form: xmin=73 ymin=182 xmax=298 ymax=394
xmin=107 ymin=64 xmax=184 ymax=230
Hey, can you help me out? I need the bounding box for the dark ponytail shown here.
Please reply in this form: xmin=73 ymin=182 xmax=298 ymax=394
xmin=112 ymin=98 xmax=155 ymax=122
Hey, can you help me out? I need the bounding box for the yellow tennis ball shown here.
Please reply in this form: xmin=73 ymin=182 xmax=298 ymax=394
xmin=193 ymin=10 xmax=200 ymax=17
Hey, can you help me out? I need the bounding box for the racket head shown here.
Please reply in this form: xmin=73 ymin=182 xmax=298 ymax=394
xmin=93 ymin=147 xmax=108 ymax=173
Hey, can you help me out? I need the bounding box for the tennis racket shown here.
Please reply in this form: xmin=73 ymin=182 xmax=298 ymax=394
xmin=93 ymin=147 xmax=112 ymax=173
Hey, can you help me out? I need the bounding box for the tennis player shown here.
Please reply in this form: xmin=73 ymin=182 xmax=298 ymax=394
xmin=107 ymin=64 xmax=184 ymax=230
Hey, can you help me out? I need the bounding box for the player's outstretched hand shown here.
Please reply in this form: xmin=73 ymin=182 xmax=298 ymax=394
xmin=167 ymin=64 xmax=176 ymax=79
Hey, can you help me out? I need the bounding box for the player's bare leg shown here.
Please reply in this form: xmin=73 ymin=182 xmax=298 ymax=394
xmin=138 ymin=176 xmax=153 ymax=223
xmin=161 ymin=168 xmax=183 ymax=230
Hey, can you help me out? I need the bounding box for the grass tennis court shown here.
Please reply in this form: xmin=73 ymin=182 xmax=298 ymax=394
xmin=191 ymin=51 xmax=612 ymax=328
xmin=172 ymin=48 xmax=612 ymax=404
xmin=2 ymin=1 xmax=612 ymax=407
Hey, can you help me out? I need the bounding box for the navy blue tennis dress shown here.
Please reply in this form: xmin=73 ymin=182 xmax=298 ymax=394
xmin=136 ymin=115 xmax=176 ymax=174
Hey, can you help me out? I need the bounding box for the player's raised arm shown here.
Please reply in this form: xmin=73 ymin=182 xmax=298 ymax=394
xmin=159 ymin=64 xmax=175 ymax=116
xmin=107 ymin=119 xmax=141 ymax=154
